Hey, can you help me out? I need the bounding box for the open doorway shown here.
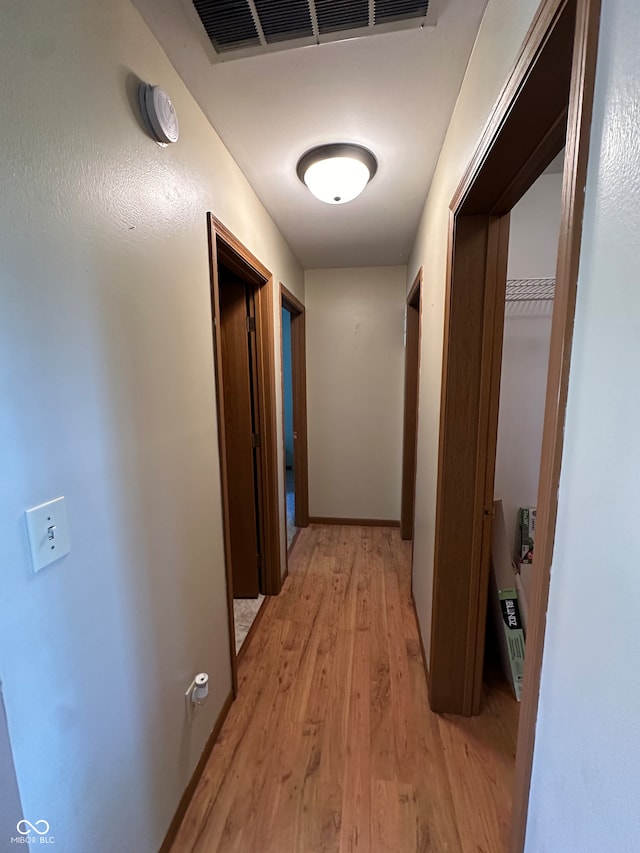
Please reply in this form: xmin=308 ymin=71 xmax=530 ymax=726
xmin=216 ymin=262 xmax=266 ymax=651
xmin=493 ymin=154 xmax=564 ymax=600
xmin=217 ymin=263 xmax=262 ymax=599
xmin=208 ymin=216 xmax=282 ymax=679
xmin=280 ymin=285 xmax=309 ymax=562
xmin=281 ymin=306 xmax=296 ymax=548
xmin=483 ymin=156 xmax=564 ymax=723
xmin=421 ymin=0 xmax=600 ymax=849
xmin=400 ymin=269 xmax=423 ymax=541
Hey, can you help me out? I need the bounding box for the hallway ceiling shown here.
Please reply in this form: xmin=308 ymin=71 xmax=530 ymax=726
xmin=133 ymin=0 xmax=489 ymax=268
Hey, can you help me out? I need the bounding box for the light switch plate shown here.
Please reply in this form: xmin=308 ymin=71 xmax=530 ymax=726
xmin=25 ymin=497 xmax=71 ymax=573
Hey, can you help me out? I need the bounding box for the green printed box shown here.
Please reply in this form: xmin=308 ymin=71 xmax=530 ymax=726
xmin=491 ymin=501 xmax=526 ymax=701
xmin=519 ymin=507 xmax=537 ymax=564
xmin=496 ymin=589 xmax=526 ymax=701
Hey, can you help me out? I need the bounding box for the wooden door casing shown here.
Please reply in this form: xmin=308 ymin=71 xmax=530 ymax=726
xmin=218 ymin=268 xmax=260 ymax=598
xmin=400 ymin=269 xmax=423 ymax=541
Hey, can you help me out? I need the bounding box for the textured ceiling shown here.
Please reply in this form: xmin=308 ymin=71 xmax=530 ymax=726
xmin=132 ymin=0 xmax=489 ymax=268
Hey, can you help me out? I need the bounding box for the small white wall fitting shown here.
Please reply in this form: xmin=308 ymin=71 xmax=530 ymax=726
xmin=25 ymin=496 xmax=71 ymax=572
xmin=185 ymin=673 xmax=209 ymax=710
xmin=138 ymin=83 xmax=179 ymax=145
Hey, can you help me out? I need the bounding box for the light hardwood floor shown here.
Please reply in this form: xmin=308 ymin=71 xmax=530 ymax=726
xmin=171 ymin=525 xmax=519 ymax=852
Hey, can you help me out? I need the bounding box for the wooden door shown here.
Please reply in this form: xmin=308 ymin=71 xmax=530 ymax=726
xmin=218 ymin=268 xmax=260 ymax=598
xmin=428 ymin=0 xmax=599 ymax=746
xmin=430 ymin=214 xmax=510 ymax=715
xmin=281 ymin=285 xmax=309 ymax=530
xmin=400 ymin=271 xmax=422 ymax=540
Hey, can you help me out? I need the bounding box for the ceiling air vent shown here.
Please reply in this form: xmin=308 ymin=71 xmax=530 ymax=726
xmin=315 ymin=0 xmax=369 ymax=35
xmin=193 ymin=0 xmax=260 ymax=53
xmin=254 ymin=0 xmax=314 ymax=43
xmin=192 ymin=0 xmax=431 ymax=59
xmin=375 ymin=0 xmax=429 ymax=25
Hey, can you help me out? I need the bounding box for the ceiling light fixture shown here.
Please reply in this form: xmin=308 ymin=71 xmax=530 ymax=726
xmin=297 ymin=144 xmax=377 ymax=205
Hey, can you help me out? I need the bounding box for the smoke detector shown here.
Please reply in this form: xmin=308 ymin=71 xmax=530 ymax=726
xmin=138 ymin=83 xmax=180 ymax=145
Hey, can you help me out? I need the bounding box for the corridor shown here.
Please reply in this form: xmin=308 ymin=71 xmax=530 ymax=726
xmin=171 ymin=525 xmax=518 ymax=852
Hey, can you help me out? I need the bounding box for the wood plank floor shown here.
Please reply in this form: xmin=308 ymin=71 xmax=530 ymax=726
xmin=171 ymin=525 xmax=519 ymax=853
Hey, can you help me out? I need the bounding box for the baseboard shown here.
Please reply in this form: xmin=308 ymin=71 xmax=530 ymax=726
xmin=236 ymin=596 xmax=270 ymax=663
xmin=308 ymin=516 xmax=400 ymax=528
xmin=159 ymin=689 xmax=234 ymax=853
xmin=411 ymin=593 xmax=432 ymax=699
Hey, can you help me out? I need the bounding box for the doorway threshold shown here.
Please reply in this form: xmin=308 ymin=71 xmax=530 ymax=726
xmin=234 ymin=595 xmax=265 ymax=654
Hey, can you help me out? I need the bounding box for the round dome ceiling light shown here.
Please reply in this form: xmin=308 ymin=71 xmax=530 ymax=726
xmin=296 ymin=144 xmax=377 ymax=205
xmin=138 ymin=83 xmax=180 ymax=145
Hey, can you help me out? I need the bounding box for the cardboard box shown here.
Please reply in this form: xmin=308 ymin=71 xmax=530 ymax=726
xmin=514 ymin=571 xmax=528 ymax=636
xmin=514 ymin=561 xmax=532 ymax=635
xmin=490 ymin=500 xmax=526 ymax=701
xmin=519 ymin=506 xmax=537 ymax=563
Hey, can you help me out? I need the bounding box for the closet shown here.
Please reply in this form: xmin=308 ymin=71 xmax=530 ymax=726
xmin=488 ymin=166 xmax=563 ymax=699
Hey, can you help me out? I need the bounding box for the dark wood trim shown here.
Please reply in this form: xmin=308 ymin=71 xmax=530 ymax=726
xmin=450 ymin=0 xmax=573 ymax=216
xmin=209 ymin=215 xmax=271 ymax=282
xmin=281 ymin=286 xmax=305 ymax=316
xmin=308 ymin=517 xmax=400 ymax=528
xmin=425 ymin=0 xmax=600 ymax=849
xmin=468 ymin=213 xmax=511 ymax=715
xmin=210 ymin=215 xmax=281 ymax=598
xmin=206 ymin=218 xmax=238 ymax=698
xmin=490 ymin=108 xmax=568 ymax=215
xmin=281 ymin=285 xmax=309 ymax=527
xmin=400 ymin=268 xmax=423 ymax=540
xmin=430 ymin=214 xmax=510 ymax=714
xmin=280 ymin=284 xmax=309 ymax=530
xmin=292 ymin=307 xmax=309 ymax=527
xmin=236 ymin=596 xmax=271 ymax=663
xmin=158 ymin=690 xmax=234 ymax=853
xmin=253 ymin=274 xmax=282 ymax=596
xmin=207 ymin=214 xmax=283 ymax=695
xmin=510 ymin=0 xmax=601 ymax=849
xmin=406 ymin=267 xmax=422 ymax=307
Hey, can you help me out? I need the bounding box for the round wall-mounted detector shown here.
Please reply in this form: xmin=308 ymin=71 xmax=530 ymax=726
xmin=138 ymin=84 xmax=179 ymax=145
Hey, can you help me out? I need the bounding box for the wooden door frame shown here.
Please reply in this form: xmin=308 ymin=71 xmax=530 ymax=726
xmin=425 ymin=0 xmax=600 ymax=848
xmin=400 ymin=268 xmax=423 ymax=540
xmin=280 ymin=285 xmax=309 ymax=539
xmin=207 ymin=214 xmax=283 ymax=692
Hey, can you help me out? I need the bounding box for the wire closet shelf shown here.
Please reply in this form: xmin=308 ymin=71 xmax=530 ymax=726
xmin=506 ymin=278 xmax=555 ymax=302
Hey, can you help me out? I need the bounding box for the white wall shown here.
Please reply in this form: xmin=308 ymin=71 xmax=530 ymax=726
xmin=507 ymin=172 xmax=564 ymax=280
xmin=407 ymin=0 xmax=549 ymax=663
xmin=526 ymin=1 xmax=640 ymax=848
xmin=0 ymin=1 xmax=302 ymax=851
xmin=494 ymin=312 xmax=552 ymax=554
xmin=494 ymin=172 xmax=562 ymax=552
xmin=0 ymin=689 xmax=22 ymax=844
xmin=305 ymin=267 xmax=406 ymax=520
